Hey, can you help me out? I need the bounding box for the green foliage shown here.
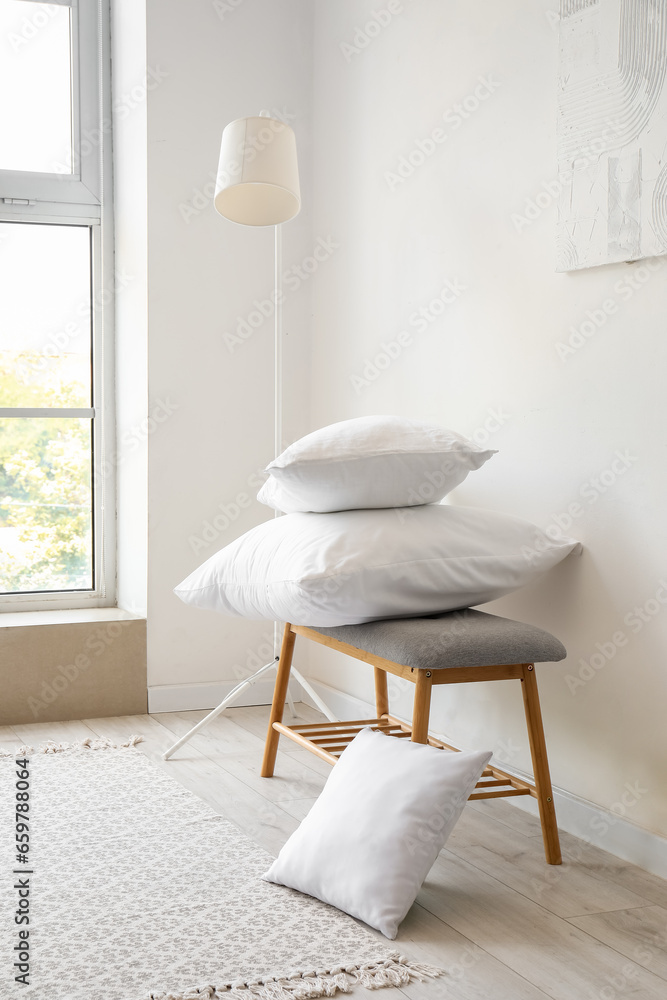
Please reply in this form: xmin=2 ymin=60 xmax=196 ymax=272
xmin=0 ymin=352 xmax=92 ymax=592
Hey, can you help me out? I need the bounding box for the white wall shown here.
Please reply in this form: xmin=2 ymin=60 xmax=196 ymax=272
xmin=306 ymin=0 xmax=667 ymax=844
xmin=140 ymin=0 xmax=314 ymax=703
xmin=120 ymin=0 xmax=667 ymax=848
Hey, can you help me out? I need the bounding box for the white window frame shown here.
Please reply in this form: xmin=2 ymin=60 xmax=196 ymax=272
xmin=0 ymin=0 xmax=116 ymax=611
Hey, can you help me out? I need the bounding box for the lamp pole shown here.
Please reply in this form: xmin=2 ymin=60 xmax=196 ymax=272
xmin=162 ymin=115 xmax=336 ymax=761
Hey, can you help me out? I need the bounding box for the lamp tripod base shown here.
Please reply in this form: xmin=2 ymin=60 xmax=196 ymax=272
xmin=161 ymin=661 xmax=337 ymax=760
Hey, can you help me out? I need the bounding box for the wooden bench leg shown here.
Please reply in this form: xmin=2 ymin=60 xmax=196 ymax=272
xmin=261 ymin=624 xmax=296 ymax=778
xmin=374 ymin=666 xmax=389 ymax=718
xmin=521 ymin=664 xmax=562 ymax=865
xmin=411 ymin=670 xmax=432 ymax=744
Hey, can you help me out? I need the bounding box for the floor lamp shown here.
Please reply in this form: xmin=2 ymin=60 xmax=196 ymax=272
xmin=163 ymin=113 xmax=336 ymax=761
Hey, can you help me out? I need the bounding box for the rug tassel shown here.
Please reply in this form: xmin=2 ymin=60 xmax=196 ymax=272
xmin=352 ymin=955 xmax=442 ymax=990
xmin=0 ymin=735 xmax=144 ymax=758
xmin=146 ymin=954 xmax=442 ymax=999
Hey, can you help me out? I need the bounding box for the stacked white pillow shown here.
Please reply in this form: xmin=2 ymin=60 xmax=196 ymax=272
xmin=175 ymin=415 xmax=580 ymax=627
xmin=257 ymin=414 xmax=496 ymax=513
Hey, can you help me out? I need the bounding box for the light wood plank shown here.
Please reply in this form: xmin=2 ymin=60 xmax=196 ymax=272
xmin=569 ymin=905 xmax=667 ymax=982
xmin=452 ymin=837 xmax=651 ymax=918
xmin=417 ymin=850 xmax=667 ymax=999
xmin=448 ymin=803 xmax=539 ymax=855
xmin=469 ymin=796 xmax=543 ymax=838
xmin=554 ymin=828 xmax=667 ymax=909
xmin=279 ymin=797 xmax=318 ymax=822
xmin=225 ymin=702 xmax=321 ymax=741
xmin=215 ymin=747 xmax=328 ymax=805
xmin=395 ymin=903 xmax=552 ymax=1000
xmin=284 ymin=748 xmax=334 ymax=778
xmin=598 ymin=863 xmax=667 ymax=911
xmin=153 ymin=710 xmax=266 ymax=756
xmin=0 ymin=725 xmax=20 ymax=741
xmin=11 ymin=719 xmax=99 ymax=744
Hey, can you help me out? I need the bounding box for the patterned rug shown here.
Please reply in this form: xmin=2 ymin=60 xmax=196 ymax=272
xmin=0 ymin=739 xmax=440 ymax=999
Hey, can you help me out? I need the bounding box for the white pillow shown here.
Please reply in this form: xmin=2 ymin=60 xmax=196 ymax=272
xmin=263 ymin=728 xmax=492 ymax=939
xmin=258 ymin=415 xmax=496 ymax=513
xmin=174 ymin=503 xmax=580 ymax=627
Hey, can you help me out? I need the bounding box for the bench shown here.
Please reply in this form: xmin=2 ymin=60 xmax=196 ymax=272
xmin=261 ymin=609 xmax=566 ymax=864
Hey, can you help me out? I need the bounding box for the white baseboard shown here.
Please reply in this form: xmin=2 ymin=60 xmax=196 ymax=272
xmin=148 ymin=677 xmax=298 ymax=714
xmin=300 ymin=678 xmax=667 ymax=881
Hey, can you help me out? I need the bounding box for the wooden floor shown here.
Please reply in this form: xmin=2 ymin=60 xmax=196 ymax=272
xmin=3 ymin=704 xmax=667 ymax=999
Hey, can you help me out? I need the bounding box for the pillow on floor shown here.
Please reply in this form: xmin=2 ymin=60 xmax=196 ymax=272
xmin=263 ymin=728 xmax=492 ymax=939
xmin=174 ymin=503 xmax=580 ymax=627
xmin=258 ymin=415 xmax=496 ymax=513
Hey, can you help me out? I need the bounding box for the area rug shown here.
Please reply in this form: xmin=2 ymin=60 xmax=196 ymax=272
xmin=0 ymin=739 xmax=441 ymax=999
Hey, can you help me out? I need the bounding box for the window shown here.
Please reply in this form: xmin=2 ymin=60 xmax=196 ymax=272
xmin=0 ymin=0 xmax=114 ymax=609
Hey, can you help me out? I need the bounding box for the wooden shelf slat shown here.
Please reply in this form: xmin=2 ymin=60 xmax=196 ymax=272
xmin=470 ymin=787 xmax=531 ymax=800
xmin=274 ymin=716 xmax=537 ymax=804
xmin=292 ymin=718 xmax=381 ymax=731
xmin=302 ymin=726 xmax=403 ymax=743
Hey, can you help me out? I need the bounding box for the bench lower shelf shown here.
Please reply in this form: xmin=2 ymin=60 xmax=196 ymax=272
xmin=273 ymin=713 xmax=536 ymax=801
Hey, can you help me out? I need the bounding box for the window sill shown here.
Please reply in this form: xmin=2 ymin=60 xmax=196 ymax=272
xmin=0 ymin=608 xmax=145 ymax=628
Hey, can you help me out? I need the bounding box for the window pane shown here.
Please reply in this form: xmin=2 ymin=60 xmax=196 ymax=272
xmin=0 ymin=1 xmax=73 ymax=173
xmin=0 ymin=417 xmax=92 ymax=593
xmin=0 ymin=222 xmax=91 ymax=408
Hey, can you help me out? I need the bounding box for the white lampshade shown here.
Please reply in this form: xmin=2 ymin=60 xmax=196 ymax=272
xmin=214 ymin=115 xmax=300 ymax=226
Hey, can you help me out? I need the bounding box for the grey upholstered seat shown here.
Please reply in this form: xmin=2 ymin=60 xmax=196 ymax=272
xmin=309 ymin=608 xmax=566 ymax=670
